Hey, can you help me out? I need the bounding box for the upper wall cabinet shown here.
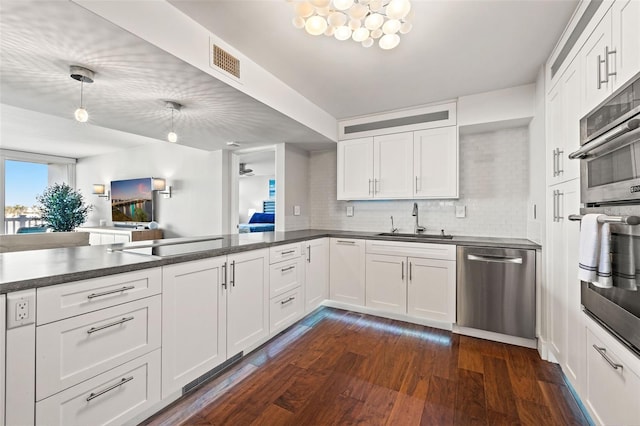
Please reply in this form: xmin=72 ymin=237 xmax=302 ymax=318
xmin=337 ymin=127 xmax=459 ymax=200
xmin=582 ymin=0 xmax=640 ymax=113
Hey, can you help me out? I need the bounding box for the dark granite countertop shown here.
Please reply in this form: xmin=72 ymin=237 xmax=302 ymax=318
xmin=0 ymin=229 xmax=540 ymax=293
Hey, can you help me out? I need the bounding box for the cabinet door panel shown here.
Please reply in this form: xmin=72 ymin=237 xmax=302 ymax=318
xmin=227 ymin=249 xmax=269 ymax=356
xmin=611 ymin=0 xmax=640 ymax=89
xmin=373 ymin=132 xmax=414 ymax=198
xmin=337 ymin=137 xmax=374 ymax=200
xmin=407 ymin=257 xmax=455 ymax=323
xmin=162 ymin=258 xmax=227 ymax=398
xmin=305 ymin=239 xmax=329 ymax=313
xmin=414 ymin=127 xmax=458 ymax=198
xmin=270 ymin=257 xmax=304 ymax=298
xmin=365 ymin=254 xmax=407 ymax=314
xmin=329 ymin=239 xmax=366 ymax=306
xmin=582 ymin=12 xmax=612 ymax=112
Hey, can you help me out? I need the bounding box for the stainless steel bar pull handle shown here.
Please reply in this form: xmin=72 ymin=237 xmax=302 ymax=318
xmin=605 ymin=45 xmax=617 ymax=81
xmin=552 ymin=190 xmax=557 ymax=222
xmin=598 ymin=54 xmax=606 ymax=89
xmin=307 ymin=245 xmax=311 ymax=263
xmin=281 ymin=265 xmax=295 ymax=272
xmin=467 ymin=254 xmax=523 ymax=264
xmin=87 ymin=316 xmax=134 ymax=334
xmin=230 ymin=260 xmax=236 ymax=287
xmin=401 ymin=261 xmax=405 ymax=280
xmin=222 ymin=263 xmax=227 ymax=289
xmin=336 ymin=240 xmax=356 ymax=245
xmin=280 ymin=296 xmax=295 ymax=305
xmin=374 ymin=179 xmax=379 ymax=194
xmin=415 ymin=176 xmax=420 ymax=192
xmin=86 ymin=376 xmax=134 ymax=402
xmin=556 ymin=148 xmax=563 ymax=174
xmin=593 ymin=345 xmax=623 ymax=370
xmin=368 ymin=179 xmax=373 ymax=195
xmin=87 ymin=286 xmax=135 ymax=299
xmin=552 ymin=149 xmax=557 ymax=176
xmin=281 ymin=250 xmax=296 ymax=255
xmin=409 ymin=262 xmax=413 ymax=281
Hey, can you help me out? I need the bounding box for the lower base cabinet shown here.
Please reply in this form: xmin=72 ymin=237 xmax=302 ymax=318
xmin=584 ymin=318 xmax=640 ymax=426
xmin=36 ymin=350 xmax=161 ymax=426
xmin=365 ymin=254 xmax=407 ymax=314
xmin=408 ymin=256 xmax=456 ymax=323
xmin=270 ymin=287 xmax=304 ymax=334
xmin=161 ymin=258 xmax=227 ymax=399
xmin=329 ymin=239 xmax=366 ymax=305
xmin=305 ymin=238 xmax=329 ymax=313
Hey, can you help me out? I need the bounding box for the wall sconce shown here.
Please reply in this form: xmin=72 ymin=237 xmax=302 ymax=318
xmin=152 ymin=178 xmax=172 ymax=199
xmin=92 ymin=184 xmax=110 ymax=200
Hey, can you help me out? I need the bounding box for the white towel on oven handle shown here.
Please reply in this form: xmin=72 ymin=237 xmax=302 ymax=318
xmin=594 ymin=222 xmax=613 ymax=288
xmin=578 ymin=214 xmax=604 ymax=283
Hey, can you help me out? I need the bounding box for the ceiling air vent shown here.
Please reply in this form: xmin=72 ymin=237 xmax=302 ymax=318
xmin=212 ymin=44 xmax=240 ymax=79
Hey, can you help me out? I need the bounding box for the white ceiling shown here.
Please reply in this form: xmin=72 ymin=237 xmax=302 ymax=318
xmin=0 ymin=0 xmax=334 ymax=157
xmin=0 ymin=0 xmax=578 ymax=159
xmin=169 ymin=0 xmax=579 ymax=119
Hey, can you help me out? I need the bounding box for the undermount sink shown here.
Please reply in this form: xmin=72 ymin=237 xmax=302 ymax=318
xmin=376 ymin=232 xmax=453 ymax=240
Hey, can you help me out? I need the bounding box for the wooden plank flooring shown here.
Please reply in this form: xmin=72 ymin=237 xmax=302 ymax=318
xmin=142 ymin=308 xmax=589 ymax=426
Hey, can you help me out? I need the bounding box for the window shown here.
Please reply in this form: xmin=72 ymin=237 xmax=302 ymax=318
xmin=1 ymin=150 xmax=76 ymax=234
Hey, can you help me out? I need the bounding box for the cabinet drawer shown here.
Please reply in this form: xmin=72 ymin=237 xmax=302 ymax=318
xmin=36 ymin=349 xmax=161 ymax=426
xmin=36 ymin=295 xmax=161 ymax=400
xmin=269 ymin=243 xmax=301 ymax=264
xmin=270 ymin=288 xmax=303 ymax=335
xmin=585 ymin=326 xmax=640 ymax=425
xmin=269 ymin=257 xmax=304 ymax=298
xmin=366 ymin=239 xmax=456 ymax=261
xmin=37 ymin=268 xmax=162 ymax=325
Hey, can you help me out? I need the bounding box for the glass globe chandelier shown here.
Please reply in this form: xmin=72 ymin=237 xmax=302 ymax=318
xmin=291 ymin=0 xmax=413 ymax=50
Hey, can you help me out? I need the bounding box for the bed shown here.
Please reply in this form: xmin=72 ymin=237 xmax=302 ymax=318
xmin=238 ymin=212 xmax=275 ymax=233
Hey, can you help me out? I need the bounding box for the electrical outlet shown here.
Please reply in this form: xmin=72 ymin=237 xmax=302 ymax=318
xmin=7 ymin=290 xmax=35 ymax=329
xmin=293 ymin=205 xmax=301 ymax=216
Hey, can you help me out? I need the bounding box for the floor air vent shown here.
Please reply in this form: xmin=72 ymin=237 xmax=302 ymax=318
xmin=182 ymin=352 xmax=243 ymax=395
xmin=212 ymin=44 xmax=240 ymax=79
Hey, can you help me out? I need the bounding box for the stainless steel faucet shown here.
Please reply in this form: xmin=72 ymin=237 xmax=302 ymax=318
xmin=412 ymin=202 xmax=426 ymax=234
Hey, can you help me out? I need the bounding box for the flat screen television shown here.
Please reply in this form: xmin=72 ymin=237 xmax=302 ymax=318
xmin=110 ymin=178 xmax=154 ymax=226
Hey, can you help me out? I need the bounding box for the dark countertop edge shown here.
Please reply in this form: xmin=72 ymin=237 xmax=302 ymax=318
xmin=0 ymin=230 xmax=540 ymax=293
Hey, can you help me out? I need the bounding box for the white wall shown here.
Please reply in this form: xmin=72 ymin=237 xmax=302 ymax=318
xmin=458 ymin=83 xmax=535 ymax=130
xmin=238 ymin=175 xmax=274 ymax=223
xmin=527 ymin=67 xmax=546 ymax=244
xmin=76 ymin=142 xmax=225 ymax=238
xmin=283 ymin=145 xmax=310 ymax=231
xmin=309 ymin=127 xmax=530 ymax=238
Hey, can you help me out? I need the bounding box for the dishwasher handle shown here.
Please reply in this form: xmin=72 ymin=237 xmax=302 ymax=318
xmin=467 ymin=254 xmax=523 ymax=264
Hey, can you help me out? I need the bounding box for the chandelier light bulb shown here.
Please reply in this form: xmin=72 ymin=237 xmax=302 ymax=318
xmin=364 ymin=13 xmax=384 ymax=30
xmin=305 ymin=15 xmax=328 ymax=35
xmin=386 ymin=0 xmax=411 ymax=20
xmin=295 ymin=2 xmax=315 ymax=17
xmin=334 ymin=25 xmax=352 ymax=41
xmin=362 ymin=37 xmax=374 ymax=48
xmin=382 ymin=19 xmax=401 ymax=35
xmin=349 ymin=18 xmax=361 ymax=30
xmin=400 ymin=22 xmax=413 ymax=34
xmin=379 ymin=33 xmax=400 ymax=50
xmin=371 ymin=28 xmax=383 ymax=39
xmin=369 ymin=0 xmax=383 ymax=12
xmin=167 ymin=131 xmax=177 ymax=143
xmin=325 ymin=26 xmax=336 ymax=36
xmin=74 ymin=107 xmax=88 ymax=122
xmin=348 ymin=3 xmax=368 ymax=19
xmin=327 ymin=11 xmax=347 ymax=27
xmin=333 ymin=0 xmax=354 ymax=11
xmin=292 ymin=16 xmax=305 ymax=29
xmin=310 ymin=0 xmax=330 ymax=7
xmin=352 ymin=27 xmax=369 ymax=42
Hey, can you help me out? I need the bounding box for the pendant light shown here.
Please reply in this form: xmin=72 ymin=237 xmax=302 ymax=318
xmin=165 ymin=101 xmax=182 ymax=143
xmin=69 ymin=66 xmax=94 ymax=122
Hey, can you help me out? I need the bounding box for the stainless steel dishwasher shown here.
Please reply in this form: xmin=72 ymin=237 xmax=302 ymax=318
xmin=457 ymin=246 xmax=535 ymax=339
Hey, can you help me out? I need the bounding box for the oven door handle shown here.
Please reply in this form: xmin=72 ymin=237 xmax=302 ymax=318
xmin=568 ymin=118 xmax=640 ymax=159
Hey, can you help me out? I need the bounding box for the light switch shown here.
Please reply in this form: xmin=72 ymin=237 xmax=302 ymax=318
xmin=294 ymin=205 xmax=301 ymax=216
xmin=455 ymin=205 xmax=466 ymax=218
xmin=346 ymin=206 xmax=354 ymax=217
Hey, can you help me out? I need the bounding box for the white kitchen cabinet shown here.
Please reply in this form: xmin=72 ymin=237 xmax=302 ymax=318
xmin=547 ymin=58 xmax=582 ymax=185
xmin=407 ymin=256 xmax=456 ymax=323
xmin=269 ymin=287 xmax=304 ymax=335
xmin=0 ymin=294 xmax=5 ymax=426
xmin=227 ymin=249 xmax=269 ymax=356
xmin=582 ymin=1 xmax=640 ymax=113
xmin=365 ymin=240 xmax=457 ymax=322
xmin=373 ymin=132 xmax=414 ymax=198
xmin=545 ymin=179 xmax=580 ymax=379
xmin=365 ymin=254 xmax=407 ymax=314
xmin=413 ymin=126 xmax=458 ymax=198
xmin=304 ymin=238 xmax=329 ymax=313
xmin=269 ymin=256 xmax=304 ymax=299
xmin=329 ymin=238 xmax=366 ymax=306
xmin=161 ymin=257 xmax=227 ymax=399
xmin=611 ymin=0 xmax=640 ymax=90
xmin=584 ymin=318 xmax=640 ymax=426
xmin=36 ymin=295 xmax=161 ymax=401
xmin=337 ymin=137 xmax=374 ymax=200
xmin=36 ymin=350 xmax=161 ymax=426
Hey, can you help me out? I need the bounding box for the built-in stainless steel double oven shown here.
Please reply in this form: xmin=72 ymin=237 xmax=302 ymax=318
xmin=570 ymin=71 xmax=640 ymax=357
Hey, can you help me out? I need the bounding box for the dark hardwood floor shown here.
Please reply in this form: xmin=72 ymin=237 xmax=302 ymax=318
xmin=142 ymin=308 xmax=589 ymax=426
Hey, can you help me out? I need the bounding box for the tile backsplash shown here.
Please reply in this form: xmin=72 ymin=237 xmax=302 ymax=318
xmin=309 ymin=127 xmax=529 ymax=238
